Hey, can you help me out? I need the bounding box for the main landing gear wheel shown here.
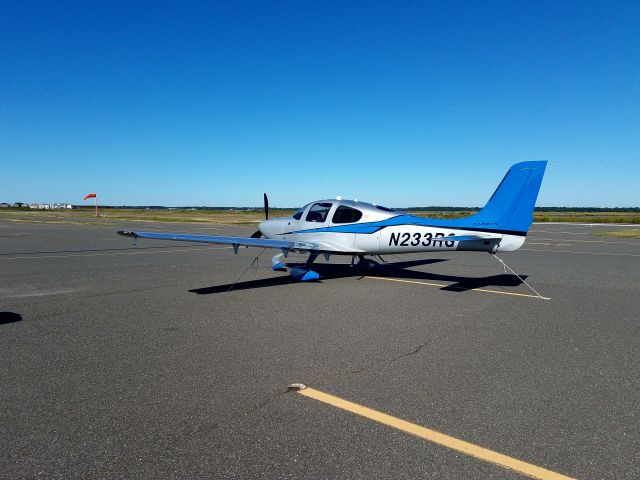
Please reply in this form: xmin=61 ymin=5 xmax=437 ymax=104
xmin=352 ymin=255 xmax=380 ymax=269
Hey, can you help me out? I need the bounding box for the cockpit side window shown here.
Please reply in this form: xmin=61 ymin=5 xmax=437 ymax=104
xmin=305 ymin=203 xmax=332 ymax=223
xmin=332 ymin=205 xmax=363 ymax=224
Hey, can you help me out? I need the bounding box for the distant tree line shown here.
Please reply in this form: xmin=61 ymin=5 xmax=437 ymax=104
xmin=402 ymin=206 xmax=640 ymax=212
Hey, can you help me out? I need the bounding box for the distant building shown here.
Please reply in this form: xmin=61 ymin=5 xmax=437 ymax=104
xmin=24 ymin=203 xmax=73 ymax=210
xmin=0 ymin=203 xmax=9 ymax=208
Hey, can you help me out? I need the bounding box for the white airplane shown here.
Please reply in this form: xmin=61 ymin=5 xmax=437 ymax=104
xmin=118 ymin=161 xmax=547 ymax=283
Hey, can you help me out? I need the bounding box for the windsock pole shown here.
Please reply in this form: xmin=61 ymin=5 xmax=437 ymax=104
xmin=82 ymin=193 xmax=99 ymax=217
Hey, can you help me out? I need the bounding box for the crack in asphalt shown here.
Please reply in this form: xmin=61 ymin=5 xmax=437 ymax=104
xmin=392 ymin=341 xmax=429 ymax=362
xmin=348 ymin=339 xmax=432 ymax=376
xmin=176 ymin=387 xmax=290 ymax=441
xmin=173 ymin=341 xmax=433 ymax=442
xmin=171 ymin=339 xmax=434 ymax=443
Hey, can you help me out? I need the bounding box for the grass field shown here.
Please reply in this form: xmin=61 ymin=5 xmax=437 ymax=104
xmin=1 ymin=208 xmax=639 ymax=226
xmin=595 ymin=228 xmax=640 ymax=239
xmin=0 ymin=208 xmax=283 ymax=226
xmin=532 ymin=212 xmax=640 ymax=224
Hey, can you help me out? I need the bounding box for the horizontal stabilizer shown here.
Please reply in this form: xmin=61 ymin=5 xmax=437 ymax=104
xmin=442 ymin=234 xmax=496 ymax=242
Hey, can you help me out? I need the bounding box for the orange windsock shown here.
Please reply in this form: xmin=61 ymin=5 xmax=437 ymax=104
xmin=83 ymin=193 xmax=97 ymax=200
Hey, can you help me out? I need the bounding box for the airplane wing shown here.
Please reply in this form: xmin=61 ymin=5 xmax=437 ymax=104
xmin=117 ymin=230 xmax=322 ymax=253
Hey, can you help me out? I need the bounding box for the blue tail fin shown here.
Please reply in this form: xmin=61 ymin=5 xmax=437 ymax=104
xmin=467 ymin=161 xmax=547 ymax=234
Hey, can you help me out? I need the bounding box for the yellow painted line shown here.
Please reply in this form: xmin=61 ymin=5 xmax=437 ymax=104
xmin=296 ymin=386 xmax=575 ymax=480
xmin=0 ymin=246 xmax=231 ymax=261
xmin=365 ymin=276 xmax=550 ymax=300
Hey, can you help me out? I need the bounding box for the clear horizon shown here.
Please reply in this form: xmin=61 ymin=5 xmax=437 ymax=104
xmin=2 ymin=2 xmax=638 ymax=208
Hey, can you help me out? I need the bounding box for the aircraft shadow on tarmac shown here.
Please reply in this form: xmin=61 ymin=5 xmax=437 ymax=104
xmin=189 ymin=258 xmax=527 ymax=295
xmin=0 ymin=312 xmax=23 ymax=325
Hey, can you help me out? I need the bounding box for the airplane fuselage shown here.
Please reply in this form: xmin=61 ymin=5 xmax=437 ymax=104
xmin=258 ymin=200 xmax=525 ymax=255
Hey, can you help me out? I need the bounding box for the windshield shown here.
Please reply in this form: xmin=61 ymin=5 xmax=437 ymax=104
xmin=292 ymin=203 xmax=310 ymax=220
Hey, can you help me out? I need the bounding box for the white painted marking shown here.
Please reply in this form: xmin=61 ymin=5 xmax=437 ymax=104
xmin=521 ymin=248 xmax=640 ymax=257
xmin=0 ymin=288 xmax=79 ymax=298
xmin=0 ymin=246 xmax=231 ymax=261
xmin=530 ymin=237 xmax=640 ymax=245
xmin=527 ymin=242 xmax=572 ymax=247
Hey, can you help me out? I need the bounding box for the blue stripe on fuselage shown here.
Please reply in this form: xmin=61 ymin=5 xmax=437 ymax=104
xmin=288 ymin=215 xmax=527 ymax=236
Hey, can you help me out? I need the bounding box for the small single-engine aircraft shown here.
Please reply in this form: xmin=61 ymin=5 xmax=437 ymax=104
xmin=118 ymin=161 xmax=546 ymax=283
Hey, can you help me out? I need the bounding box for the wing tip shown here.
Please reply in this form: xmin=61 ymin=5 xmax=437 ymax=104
xmin=117 ymin=230 xmax=138 ymax=238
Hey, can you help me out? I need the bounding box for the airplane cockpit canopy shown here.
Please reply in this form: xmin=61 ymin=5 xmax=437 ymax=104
xmin=290 ymin=199 xmax=396 ymax=224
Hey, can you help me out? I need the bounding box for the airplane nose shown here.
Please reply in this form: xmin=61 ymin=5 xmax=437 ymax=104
xmin=258 ymin=220 xmax=270 ymax=237
xmin=259 ymin=219 xmax=286 ymax=239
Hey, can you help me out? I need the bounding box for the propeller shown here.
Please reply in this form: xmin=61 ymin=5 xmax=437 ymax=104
xmin=263 ymin=192 xmax=269 ymax=220
xmin=250 ymin=193 xmax=269 ymax=239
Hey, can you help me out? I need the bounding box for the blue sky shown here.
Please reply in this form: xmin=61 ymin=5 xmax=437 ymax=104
xmin=1 ymin=1 xmax=638 ymax=207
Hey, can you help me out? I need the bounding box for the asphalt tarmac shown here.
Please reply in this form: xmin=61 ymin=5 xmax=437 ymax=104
xmin=1 ymin=220 xmax=639 ymax=479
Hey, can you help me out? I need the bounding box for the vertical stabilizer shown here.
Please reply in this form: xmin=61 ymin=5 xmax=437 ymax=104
xmin=468 ymin=161 xmax=547 ymax=234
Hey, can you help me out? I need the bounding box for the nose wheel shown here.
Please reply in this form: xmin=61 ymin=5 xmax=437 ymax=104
xmin=271 ymin=253 xmax=287 ymax=271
